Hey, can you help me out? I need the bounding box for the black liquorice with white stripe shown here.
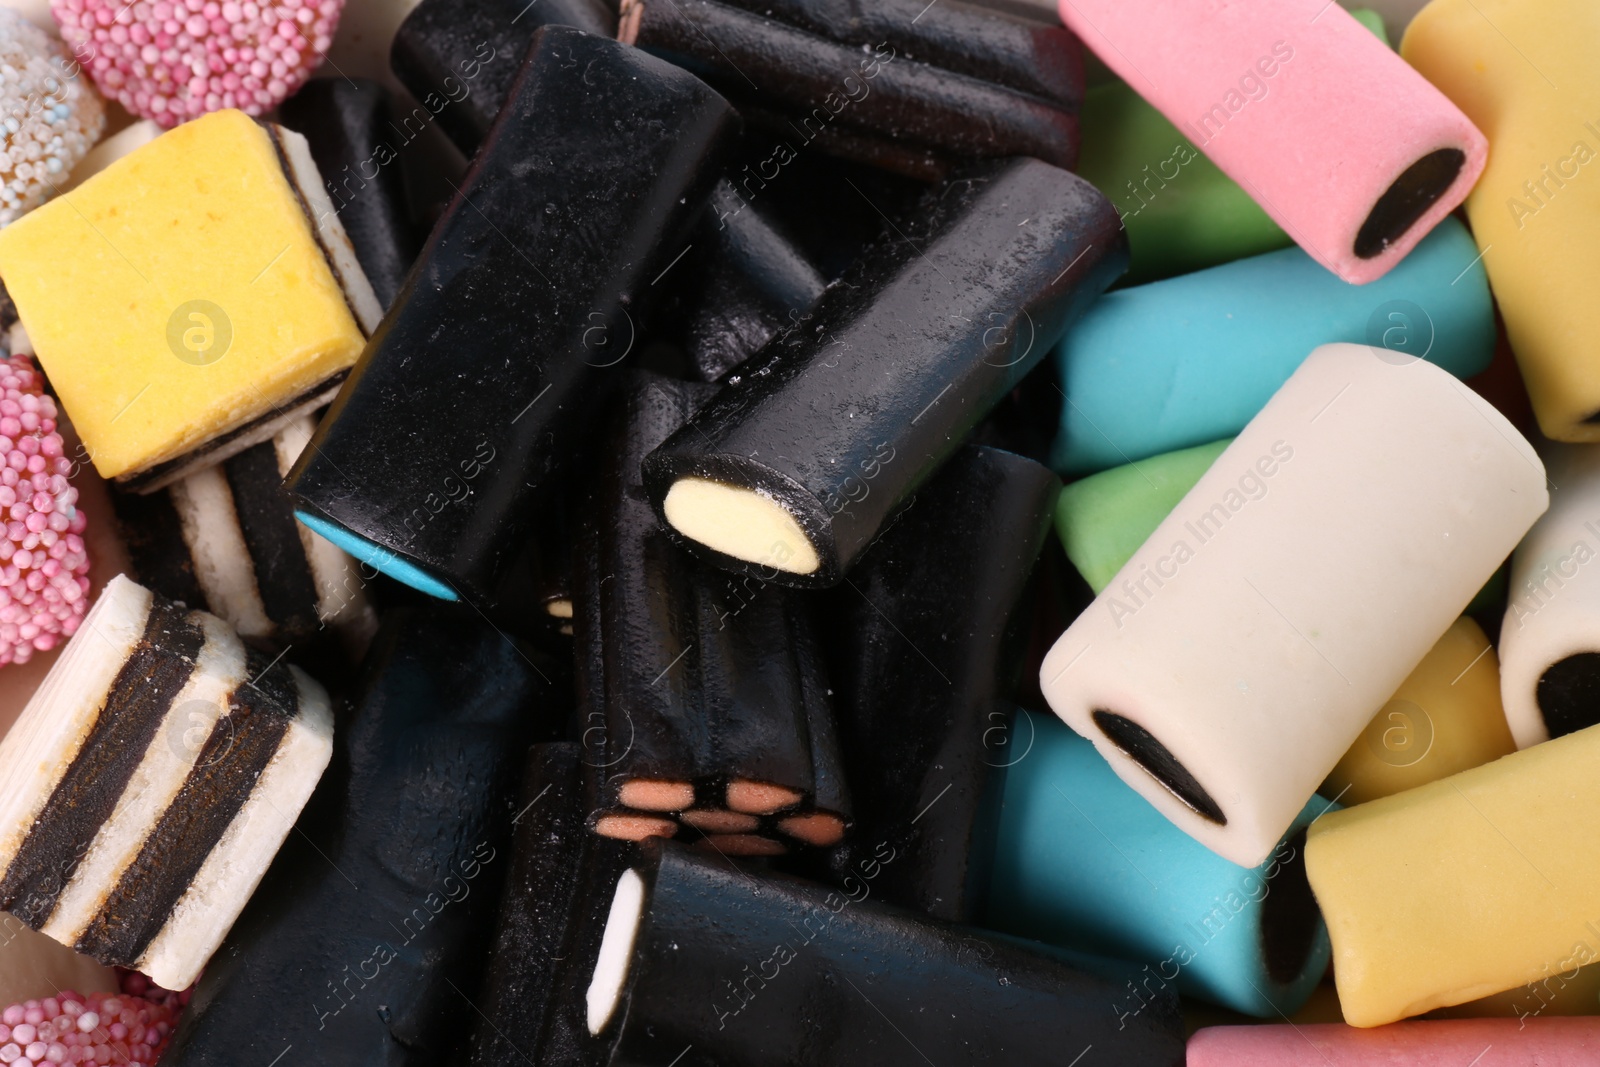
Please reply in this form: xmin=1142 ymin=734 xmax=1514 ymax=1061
xmin=0 ymin=575 xmax=334 ymax=991
xmin=822 ymin=446 xmax=1060 ymax=922
xmin=112 ymin=414 xmax=373 ymax=647
xmin=469 ymin=742 xmax=641 ymax=1067
xmin=584 ymin=841 xmax=1185 ymax=1066
xmin=577 ymin=374 xmax=849 ymax=852
xmin=618 ymin=0 xmax=1079 ymax=178
xmin=161 ymin=606 xmax=560 ymax=1066
xmin=287 ymin=27 xmax=738 ymax=605
xmin=643 ymin=157 xmax=1124 ymax=588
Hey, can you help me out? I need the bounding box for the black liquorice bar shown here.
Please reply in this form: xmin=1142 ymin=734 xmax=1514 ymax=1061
xmin=583 ymin=841 xmax=1186 ymax=1066
xmin=161 ymin=607 xmax=558 ymax=1065
xmin=643 ymin=157 xmax=1124 ymax=588
xmin=391 ymin=0 xmax=829 ymax=384
xmin=469 ymin=741 xmax=641 ymax=1067
xmin=618 ymin=0 xmax=1079 ymax=176
xmin=287 ymin=27 xmax=737 ymax=605
xmin=682 ymin=183 xmax=828 ymax=382
xmin=279 ymin=78 xmax=420 ymax=310
xmin=578 ymin=374 xmax=849 ymax=852
xmin=823 ymin=445 xmax=1059 ymax=922
xmin=715 ymin=0 xmax=1082 ymax=108
xmin=112 ymin=413 xmax=375 ymax=650
xmin=390 ymin=0 xmax=615 ymax=157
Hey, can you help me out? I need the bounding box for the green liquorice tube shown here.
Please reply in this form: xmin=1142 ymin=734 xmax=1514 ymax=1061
xmin=1057 ymin=433 xmax=1505 ymax=613
xmin=1078 ymin=8 xmax=1388 ymax=286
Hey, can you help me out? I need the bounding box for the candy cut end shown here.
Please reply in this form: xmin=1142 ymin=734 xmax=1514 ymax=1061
xmin=661 ymin=476 xmax=820 ymax=575
xmin=617 ymin=779 xmax=695 ymax=812
xmin=725 ymin=779 xmax=804 ymax=814
xmin=587 ymin=867 xmax=646 ymax=1036
xmin=294 ymin=510 xmax=458 ymax=601
xmin=1535 ymin=652 xmax=1600 ymax=741
xmin=1092 ymin=709 xmax=1227 ymax=825
xmin=1354 ymin=148 xmax=1466 ymax=260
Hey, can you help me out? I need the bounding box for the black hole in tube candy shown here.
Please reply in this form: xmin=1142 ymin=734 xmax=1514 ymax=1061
xmin=1091 ymin=709 xmax=1226 ymax=826
xmin=1354 ymin=148 xmax=1465 ymax=259
xmin=1535 ymin=652 xmax=1600 ymax=740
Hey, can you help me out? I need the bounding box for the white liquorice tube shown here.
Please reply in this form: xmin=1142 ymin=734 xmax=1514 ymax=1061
xmin=1039 ymin=343 xmax=1546 ymax=867
xmin=1499 ymin=442 xmax=1600 ymax=748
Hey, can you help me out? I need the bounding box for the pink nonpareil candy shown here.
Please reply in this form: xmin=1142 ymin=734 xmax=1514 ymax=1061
xmin=0 ymin=356 xmax=89 ymax=668
xmin=50 ymin=0 xmax=345 ymax=127
xmin=0 ymin=989 xmax=176 ymax=1066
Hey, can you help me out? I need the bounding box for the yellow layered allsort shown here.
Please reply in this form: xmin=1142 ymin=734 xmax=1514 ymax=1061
xmin=0 ymin=109 xmax=363 ymax=480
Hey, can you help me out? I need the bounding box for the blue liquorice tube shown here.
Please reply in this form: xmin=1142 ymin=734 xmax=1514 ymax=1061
xmin=1050 ymin=216 xmax=1493 ymax=474
xmin=985 ymin=710 xmax=1334 ymax=1018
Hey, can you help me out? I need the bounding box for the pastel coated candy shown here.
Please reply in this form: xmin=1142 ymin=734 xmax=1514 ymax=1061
xmin=1040 ymin=344 xmax=1545 ymax=867
xmin=1189 ymin=1018 xmax=1600 ymax=1065
xmin=1052 ymin=217 xmax=1494 ymax=474
xmin=1058 ymin=0 xmax=1485 ymax=283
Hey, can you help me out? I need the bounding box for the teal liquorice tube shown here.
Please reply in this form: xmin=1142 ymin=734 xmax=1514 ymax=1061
xmin=1050 ymin=215 xmax=1493 ymax=474
xmin=985 ymin=711 xmax=1334 ymax=1018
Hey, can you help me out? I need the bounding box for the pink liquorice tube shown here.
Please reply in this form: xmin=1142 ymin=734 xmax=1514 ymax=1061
xmin=1057 ymin=0 xmax=1485 ymax=284
xmin=1188 ymin=1018 xmax=1600 ymax=1065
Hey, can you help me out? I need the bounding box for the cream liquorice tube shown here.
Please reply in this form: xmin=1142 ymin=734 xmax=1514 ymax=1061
xmin=1306 ymin=722 xmax=1600 ymax=1026
xmin=583 ymin=842 xmax=1186 ymax=1066
xmin=1039 ymin=343 xmax=1546 ymax=868
xmin=161 ymin=607 xmax=557 ymax=1064
xmin=1058 ymin=0 xmax=1485 ymax=284
xmin=579 ymin=375 xmax=849 ymax=852
xmin=0 ymin=574 xmax=334 ymax=990
xmin=112 ymin=414 xmax=375 ymax=650
xmin=279 ymin=78 xmax=420 ymax=311
xmin=619 ymin=0 xmax=1080 ymax=178
xmin=1498 ymin=443 xmax=1600 ymax=748
xmin=987 ymin=711 xmax=1332 ymax=1018
xmin=286 ymin=27 xmax=737 ymax=605
xmin=644 ymin=157 xmax=1124 ymax=589
xmin=824 ymin=445 xmax=1059 ymax=922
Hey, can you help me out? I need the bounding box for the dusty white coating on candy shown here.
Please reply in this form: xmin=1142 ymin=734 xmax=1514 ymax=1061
xmin=0 ymin=8 xmax=104 ymax=225
xmin=51 ymin=0 xmax=343 ymax=127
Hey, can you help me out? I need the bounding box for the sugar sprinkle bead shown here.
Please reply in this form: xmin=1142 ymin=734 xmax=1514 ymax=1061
xmin=0 ymin=990 xmax=175 ymax=1066
xmin=117 ymin=971 xmax=192 ymax=1014
xmin=0 ymin=354 xmax=90 ymax=667
xmin=0 ymin=9 xmax=105 ymax=226
xmin=51 ymin=0 xmax=343 ymax=127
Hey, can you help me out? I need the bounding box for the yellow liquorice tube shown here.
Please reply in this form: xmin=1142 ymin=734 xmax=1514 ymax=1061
xmin=1307 ymin=722 xmax=1600 ymax=1026
xmin=1402 ymin=0 xmax=1600 ymax=441
xmin=1322 ymin=617 xmax=1515 ymax=806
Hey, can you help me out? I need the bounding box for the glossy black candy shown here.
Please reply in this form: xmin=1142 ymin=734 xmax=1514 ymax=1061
xmin=287 ymin=27 xmax=738 ymax=605
xmin=389 ymin=0 xmax=614 ymax=157
xmin=682 ymin=184 xmax=827 ymax=382
xmin=824 ymin=445 xmax=1060 ymax=922
xmin=591 ymin=842 xmax=1186 ymax=1066
xmin=468 ymin=742 xmax=641 ymax=1067
xmin=643 ymin=157 xmax=1125 ymax=588
xmin=715 ymin=0 xmax=1083 ymax=108
xmin=620 ymin=0 xmax=1079 ymax=175
xmin=577 ymin=374 xmax=848 ymax=849
xmin=279 ymin=78 xmax=419 ymax=309
xmin=162 ymin=607 xmax=558 ymax=1066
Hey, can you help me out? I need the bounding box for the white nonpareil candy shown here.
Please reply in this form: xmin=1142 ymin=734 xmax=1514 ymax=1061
xmin=1040 ymin=343 xmax=1547 ymax=867
xmin=1499 ymin=442 xmax=1600 ymax=748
